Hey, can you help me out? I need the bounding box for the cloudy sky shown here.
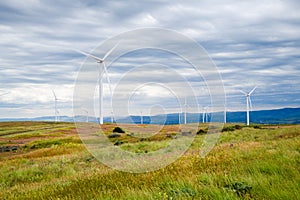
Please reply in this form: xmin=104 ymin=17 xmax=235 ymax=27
xmin=0 ymin=0 xmax=299 ymax=118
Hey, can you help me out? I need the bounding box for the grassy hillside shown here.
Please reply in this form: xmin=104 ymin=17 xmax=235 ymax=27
xmin=0 ymin=122 xmax=299 ymax=199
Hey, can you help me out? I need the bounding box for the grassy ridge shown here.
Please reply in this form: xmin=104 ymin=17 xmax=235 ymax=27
xmin=0 ymin=122 xmax=299 ymax=199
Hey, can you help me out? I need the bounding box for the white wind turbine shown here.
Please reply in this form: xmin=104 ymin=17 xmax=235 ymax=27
xmin=182 ymin=97 xmax=193 ymax=124
xmin=183 ymin=98 xmax=187 ymax=124
xmin=83 ymin=109 xmax=89 ymax=122
xmin=224 ymin=103 xmax=227 ymax=124
xmin=140 ymin=111 xmax=143 ymax=124
xmin=202 ymin=106 xmax=207 ymax=123
xmin=202 ymin=107 xmax=205 ymax=123
xmin=56 ymin=110 xmax=60 ymax=122
xmin=76 ymin=44 xmax=118 ymax=124
xmin=240 ymin=86 xmax=257 ymax=126
xmin=52 ymin=90 xmax=59 ymax=122
xmin=202 ymin=106 xmax=209 ymax=123
xmin=110 ymin=111 xmax=114 ymax=123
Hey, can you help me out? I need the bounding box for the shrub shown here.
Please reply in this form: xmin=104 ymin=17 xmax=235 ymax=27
xmin=225 ymin=181 xmax=252 ymax=197
xmin=112 ymin=127 xmax=125 ymax=133
xmin=234 ymin=125 xmax=242 ymax=130
xmin=114 ymin=140 xmax=123 ymax=146
xmin=252 ymin=125 xmax=261 ymax=129
xmin=222 ymin=125 xmax=244 ymax=132
xmin=222 ymin=126 xmax=235 ymax=132
xmin=196 ymin=129 xmax=207 ymax=135
xmin=166 ymin=185 xmax=197 ymax=198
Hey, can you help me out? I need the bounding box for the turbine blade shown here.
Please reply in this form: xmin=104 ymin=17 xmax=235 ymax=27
xmin=249 ymin=96 xmax=253 ymax=112
xmin=75 ymin=49 xmax=104 ymax=62
xmin=239 ymin=90 xmax=247 ymax=95
xmin=0 ymin=92 xmax=9 ymax=97
xmin=102 ymin=42 xmax=119 ymax=61
xmin=52 ymin=90 xmax=57 ymax=100
xmin=82 ymin=109 xmax=88 ymax=113
xmin=248 ymin=86 xmax=257 ymax=95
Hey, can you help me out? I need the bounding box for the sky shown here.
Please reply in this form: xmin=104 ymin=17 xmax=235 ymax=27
xmin=0 ymin=0 xmax=300 ymax=118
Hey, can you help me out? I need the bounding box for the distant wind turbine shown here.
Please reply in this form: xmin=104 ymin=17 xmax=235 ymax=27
xmin=57 ymin=110 xmax=60 ymax=122
xmin=52 ymin=90 xmax=59 ymax=122
xmin=110 ymin=111 xmax=114 ymax=123
xmin=184 ymin=97 xmax=187 ymax=124
xmin=182 ymin=97 xmax=193 ymax=124
xmin=240 ymin=86 xmax=257 ymax=126
xmin=83 ymin=109 xmax=89 ymax=122
xmin=202 ymin=106 xmax=209 ymax=123
xmin=140 ymin=111 xmax=143 ymax=124
xmin=76 ymin=44 xmax=118 ymax=124
xmin=224 ymin=103 xmax=227 ymax=124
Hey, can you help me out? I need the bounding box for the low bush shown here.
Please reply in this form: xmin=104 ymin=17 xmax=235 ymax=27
xmin=222 ymin=126 xmax=235 ymax=132
xmin=196 ymin=129 xmax=207 ymax=135
xmin=112 ymin=127 xmax=125 ymax=133
xmin=225 ymin=181 xmax=252 ymax=197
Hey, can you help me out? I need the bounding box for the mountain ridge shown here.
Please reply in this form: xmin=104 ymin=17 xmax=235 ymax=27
xmin=0 ymin=107 xmax=299 ymax=124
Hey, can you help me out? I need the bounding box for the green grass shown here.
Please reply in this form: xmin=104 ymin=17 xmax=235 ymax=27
xmin=0 ymin=122 xmax=299 ymax=199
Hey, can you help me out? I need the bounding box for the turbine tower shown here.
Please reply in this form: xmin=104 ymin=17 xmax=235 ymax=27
xmin=202 ymin=106 xmax=209 ymax=123
xmin=56 ymin=110 xmax=60 ymax=122
xmin=184 ymin=97 xmax=187 ymax=124
xmin=76 ymin=44 xmax=118 ymax=124
xmin=202 ymin=107 xmax=205 ymax=123
xmin=83 ymin=109 xmax=89 ymax=122
xmin=205 ymin=107 xmax=209 ymax=123
xmin=240 ymin=86 xmax=257 ymax=126
xmin=140 ymin=111 xmax=143 ymax=124
xmin=224 ymin=103 xmax=227 ymax=124
xmin=52 ymin=90 xmax=59 ymax=122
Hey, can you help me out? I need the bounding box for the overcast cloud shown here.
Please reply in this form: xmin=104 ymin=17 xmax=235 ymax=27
xmin=0 ymin=0 xmax=299 ymax=118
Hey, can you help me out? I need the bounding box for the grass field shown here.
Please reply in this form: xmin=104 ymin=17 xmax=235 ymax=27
xmin=0 ymin=122 xmax=299 ymax=199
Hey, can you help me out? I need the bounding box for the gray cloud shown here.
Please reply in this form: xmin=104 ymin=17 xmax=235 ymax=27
xmin=0 ymin=0 xmax=299 ymax=117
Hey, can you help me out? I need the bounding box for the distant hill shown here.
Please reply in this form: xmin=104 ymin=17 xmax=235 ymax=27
xmin=0 ymin=107 xmax=299 ymax=124
xmin=116 ymin=107 xmax=300 ymax=125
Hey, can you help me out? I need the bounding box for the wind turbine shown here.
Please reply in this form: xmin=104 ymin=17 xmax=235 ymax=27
xmin=83 ymin=109 xmax=89 ymax=122
xmin=205 ymin=107 xmax=210 ymax=122
xmin=52 ymin=90 xmax=59 ymax=122
xmin=110 ymin=111 xmax=114 ymax=123
xmin=224 ymin=103 xmax=227 ymax=124
xmin=202 ymin=106 xmax=209 ymax=123
xmin=140 ymin=111 xmax=143 ymax=124
xmin=76 ymin=44 xmax=118 ymax=124
xmin=57 ymin=110 xmax=60 ymax=122
xmin=240 ymin=86 xmax=257 ymax=126
xmin=184 ymin=97 xmax=187 ymax=124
